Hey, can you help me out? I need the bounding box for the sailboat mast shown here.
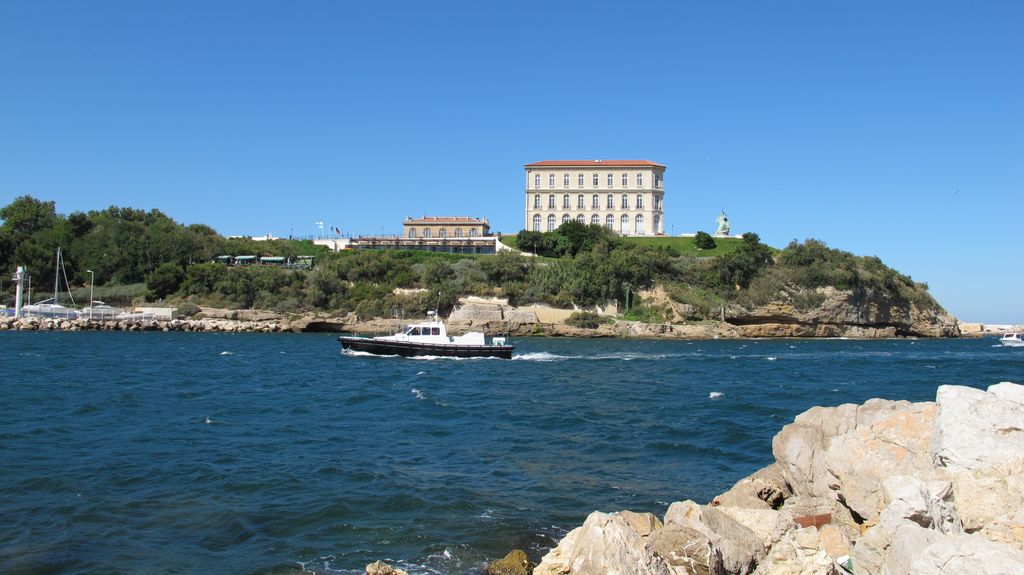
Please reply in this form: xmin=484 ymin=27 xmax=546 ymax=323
xmin=54 ymin=246 xmax=61 ymax=304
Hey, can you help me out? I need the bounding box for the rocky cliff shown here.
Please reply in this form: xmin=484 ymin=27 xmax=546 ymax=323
xmin=533 ymin=381 xmax=1024 ymax=575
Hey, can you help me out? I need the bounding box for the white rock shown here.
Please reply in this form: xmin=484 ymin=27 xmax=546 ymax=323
xmin=907 ymin=532 xmax=1024 ymax=575
xmin=533 ymin=511 xmax=671 ymax=575
xmin=930 ymin=383 xmax=1024 ymax=473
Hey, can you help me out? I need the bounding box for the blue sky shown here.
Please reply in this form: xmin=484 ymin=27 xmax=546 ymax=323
xmin=1 ymin=1 xmax=1021 ymax=323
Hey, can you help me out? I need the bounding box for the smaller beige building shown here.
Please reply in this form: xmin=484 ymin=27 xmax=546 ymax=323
xmin=403 ymin=217 xmax=490 ymax=239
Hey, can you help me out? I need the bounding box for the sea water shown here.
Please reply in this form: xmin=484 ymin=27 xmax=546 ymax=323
xmin=2 ymin=333 xmax=1021 ymax=574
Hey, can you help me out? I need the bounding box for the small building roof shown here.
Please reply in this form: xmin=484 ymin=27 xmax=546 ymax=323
xmin=404 ymin=216 xmax=489 ymax=225
xmin=524 ymin=160 xmax=665 ymax=168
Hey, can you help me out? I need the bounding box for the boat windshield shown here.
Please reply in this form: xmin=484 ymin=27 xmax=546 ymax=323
xmin=406 ymin=327 xmax=421 ymax=336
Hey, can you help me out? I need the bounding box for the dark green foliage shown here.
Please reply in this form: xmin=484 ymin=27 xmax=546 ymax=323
xmin=146 ymin=263 xmax=185 ymax=299
xmin=515 ymin=222 xmax=618 ymax=258
xmin=694 ymin=231 xmax=716 ymax=250
xmin=714 ymin=232 xmax=775 ymax=289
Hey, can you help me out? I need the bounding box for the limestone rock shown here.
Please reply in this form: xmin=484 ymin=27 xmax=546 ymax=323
xmin=715 ymin=506 xmax=795 ymax=552
xmin=485 ymin=549 xmax=534 ymax=575
xmin=823 ymin=402 xmax=937 ymax=522
xmin=952 ymin=459 xmax=1024 ymax=549
xmin=649 ymin=500 xmax=762 ymax=575
xmin=907 ymin=532 xmax=1024 ymax=575
xmin=930 ymin=383 xmax=1024 ymax=473
xmin=750 ymin=526 xmax=839 ymax=575
xmin=852 ymin=517 xmax=944 ymax=575
xmin=533 ymin=511 xmax=671 ymax=575
xmin=712 ymin=463 xmax=792 ymax=510
xmin=616 ymin=510 xmax=663 ymax=537
xmin=365 ymin=560 xmax=408 ymax=575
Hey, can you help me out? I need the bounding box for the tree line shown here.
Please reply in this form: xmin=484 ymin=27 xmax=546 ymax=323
xmin=1 ymin=196 xmax=940 ymax=321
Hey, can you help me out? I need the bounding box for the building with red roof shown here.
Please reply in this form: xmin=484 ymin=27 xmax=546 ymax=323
xmin=523 ymin=160 xmax=666 ymax=236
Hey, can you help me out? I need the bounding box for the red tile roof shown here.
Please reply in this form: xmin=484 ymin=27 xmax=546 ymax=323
xmin=404 ymin=216 xmax=489 ymax=225
xmin=525 ymin=160 xmax=665 ymax=168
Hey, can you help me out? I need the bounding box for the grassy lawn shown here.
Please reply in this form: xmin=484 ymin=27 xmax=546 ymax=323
xmin=621 ymin=235 xmax=749 ymax=257
xmin=500 ymin=233 xmax=755 ymax=257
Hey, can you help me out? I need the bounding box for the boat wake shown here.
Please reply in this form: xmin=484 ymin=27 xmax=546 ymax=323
xmin=709 ymin=391 xmax=725 ymax=400
xmin=513 ymin=351 xmax=683 ymax=362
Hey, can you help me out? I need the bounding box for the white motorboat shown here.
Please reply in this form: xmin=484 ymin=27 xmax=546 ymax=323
xmin=1000 ymin=333 xmax=1024 ymax=347
xmin=338 ymin=312 xmax=514 ymax=359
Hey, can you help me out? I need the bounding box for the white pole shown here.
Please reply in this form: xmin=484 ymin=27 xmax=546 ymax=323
xmin=87 ymin=270 xmax=94 ymax=313
xmin=14 ymin=266 xmax=24 ymax=317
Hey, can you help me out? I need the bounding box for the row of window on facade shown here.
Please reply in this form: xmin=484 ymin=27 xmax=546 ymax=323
xmin=531 ymin=213 xmax=659 ymax=235
xmin=407 ymin=228 xmax=481 ymax=239
xmin=533 ymin=172 xmax=663 ymax=189
xmin=533 ymin=193 xmax=661 ymax=211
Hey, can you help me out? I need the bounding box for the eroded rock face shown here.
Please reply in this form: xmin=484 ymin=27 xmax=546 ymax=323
xmin=485 ymin=549 xmax=534 ymax=575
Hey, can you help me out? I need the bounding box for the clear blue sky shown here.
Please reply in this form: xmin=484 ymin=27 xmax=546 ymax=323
xmin=1 ymin=1 xmax=1021 ymax=323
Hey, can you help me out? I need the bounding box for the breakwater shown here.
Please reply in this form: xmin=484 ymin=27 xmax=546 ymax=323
xmin=0 ymin=316 xmax=288 ymax=333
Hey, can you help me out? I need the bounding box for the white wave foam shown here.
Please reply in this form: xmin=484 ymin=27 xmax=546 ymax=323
xmin=219 ymin=351 xmax=233 ymax=356
xmin=766 ymin=356 xmax=778 ymax=361
xmin=411 ymin=388 xmax=426 ymax=400
xmin=416 ymin=370 xmax=426 ymax=375
xmin=709 ymin=391 xmax=724 ymax=399
xmin=513 ymin=351 xmax=569 ymax=362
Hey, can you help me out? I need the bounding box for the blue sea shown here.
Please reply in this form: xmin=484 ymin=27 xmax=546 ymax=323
xmin=2 ymin=333 xmax=1021 ymax=574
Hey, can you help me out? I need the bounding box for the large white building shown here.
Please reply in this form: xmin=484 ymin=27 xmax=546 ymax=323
xmin=524 ymin=160 xmax=666 ymax=236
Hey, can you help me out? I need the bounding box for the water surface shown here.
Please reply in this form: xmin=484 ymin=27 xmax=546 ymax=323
xmin=2 ymin=333 xmax=1020 ymax=574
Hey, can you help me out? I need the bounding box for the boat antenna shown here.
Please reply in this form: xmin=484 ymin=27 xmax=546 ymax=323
xmin=435 ymin=291 xmax=441 ymax=316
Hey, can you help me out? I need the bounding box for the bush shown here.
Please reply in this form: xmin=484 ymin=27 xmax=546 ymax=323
xmin=177 ymin=301 xmax=201 ymax=317
xmin=694 ymin=231 xmax=716 ymax=250
xmin=146 ymin=262 xmax=184 ymax=299
xmin=565 ymin=311 xmax=609 ymax=329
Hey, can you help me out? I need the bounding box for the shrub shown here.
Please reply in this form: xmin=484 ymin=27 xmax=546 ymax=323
xmin=177 ymin=301 xmax=201 ymax=317
xmin=565 ymin=311 xmax=608 ymax=329
xmin=694 ymin=231 xmax=716 ymax=250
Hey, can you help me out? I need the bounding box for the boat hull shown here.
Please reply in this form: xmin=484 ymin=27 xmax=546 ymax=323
xmin=338 ymin=336 xmax=514 ymax=359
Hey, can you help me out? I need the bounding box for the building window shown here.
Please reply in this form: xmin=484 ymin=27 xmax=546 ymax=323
xmin=562 ymin=214 xmax=571 ymax=224
xmin=576 ymin=214 xmax=585 ymax=224
xmin=654 ymin=195 xmax=660 ymax=210
xmin=577 ymin=194 xmax=584 ymax=209
xmin=533 ymin=194 xmax=540 ymax=209
xmin=469 ymin=228 xmax=478 ymax=237
xmin=439 ymin=228 xmax=447 ymax=238
xmin=548 ymin=194 xmax=555 ymax=208
xmin=423 ymin=228 xmax=432 ymax=238
xmin=620 ymin=215 xmax=629 ymax=235
xmin=607 ymin=173 xmax=613 ymax=187
xmin=592 ymin=194 xmax=599 ymax=209
xmin=408 ymin=228 xmax=416 ymax=238
xmin=622 ymin=173 xmax=628 ymax=187
xmin=655 ymin=174 xmax=662 ymax=188
xmin=547 ymin=214 xmax=556 ymax=231
xmin=621 ymin=194 xmax=628 ymax=209
xmin=605 ymin=214 xmax=614 ymax=229
xmin=455 ymin=228 xmax=463 ymax=238
xmin=532 ymin=214 xmax=541 ymax=232
xmin=592 ymin=174 xmax=599 ymax=187
xmin=578 ymin=174 xmax=584 ymax=187
xmin=591 ymin=214 xmax=600 ymax=225
xmin=606 ymin=194 xmax=613 ymax=209
xmin=548 ymin=174 xmax=555 ymax=187
xmin=562 ymin=194 xmax=570 ymax=209
xmin=653 ymin=215 xmax=660 ymax=235
xmin=534 ymin=174 xmax=540 ymax=188
xmin=637 ymin=173 xmax=643 ymax=187
xmin=636 ymin=194 xmax=644 ymax=209
xmin=635 ymin=215 xmax=645 ymax=235
xmin=563 ymin=174 xmax=570 ymax=187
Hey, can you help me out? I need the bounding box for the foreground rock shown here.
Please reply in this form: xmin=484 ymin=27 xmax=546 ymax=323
xmin=534 ymin=381 xmax=1024 ymax=574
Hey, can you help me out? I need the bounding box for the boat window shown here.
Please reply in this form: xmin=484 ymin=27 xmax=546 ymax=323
xmin=431 ymin=327 xmax=440 ymax=335
xmin=409 ymin=327 xmax=421 ymax=335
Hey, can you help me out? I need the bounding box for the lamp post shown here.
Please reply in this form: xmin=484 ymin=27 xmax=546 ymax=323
xmin=86 ymin=270 xmax=94 ymax=314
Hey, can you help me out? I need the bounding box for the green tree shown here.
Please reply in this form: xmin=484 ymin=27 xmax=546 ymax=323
xmin=694 ymin=231 xmax=716 ymax=250
xmin=146 ymin=262 xmax=185 ymax=299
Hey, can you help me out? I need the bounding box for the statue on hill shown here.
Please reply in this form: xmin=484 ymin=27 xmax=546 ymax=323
xmin=715 ymin=211 xmax=730 ymax=237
